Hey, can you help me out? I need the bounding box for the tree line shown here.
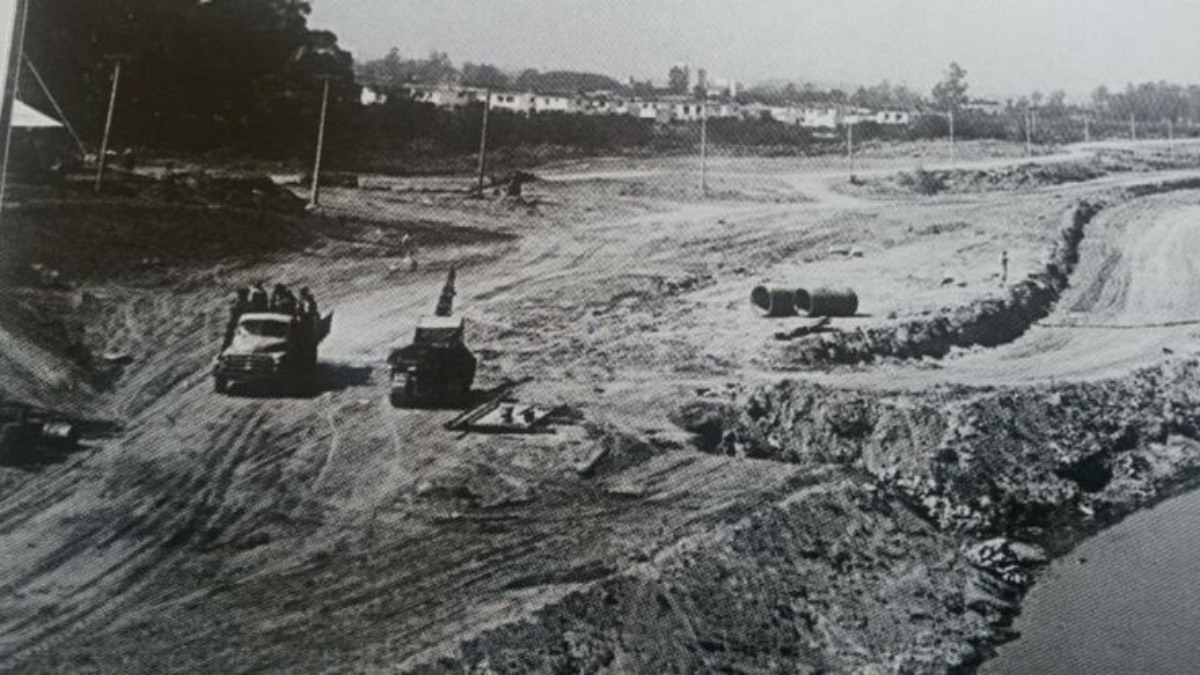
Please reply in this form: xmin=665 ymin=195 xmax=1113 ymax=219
xmin=22 ymin=0 xmax=355 ymax=157
xmin=18 ymin=9 xmax=1200 ymax=169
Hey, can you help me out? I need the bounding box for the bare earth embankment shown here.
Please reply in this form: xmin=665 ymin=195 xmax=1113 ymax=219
xmin=4 ymin=141 xmax=1200 ymax=672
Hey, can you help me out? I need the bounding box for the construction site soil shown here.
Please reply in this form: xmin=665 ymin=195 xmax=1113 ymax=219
xmin=4 ymin=141 xmax=1200 ymax=672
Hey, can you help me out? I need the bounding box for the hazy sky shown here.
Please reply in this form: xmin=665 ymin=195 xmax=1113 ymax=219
xmin=309 ymin=0 xmax=1200 ymax=99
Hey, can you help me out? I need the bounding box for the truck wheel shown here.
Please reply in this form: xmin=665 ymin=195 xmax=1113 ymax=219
xmin=213 ymin=376 xmax=228 ymax=394
xmin=389 ymin=390 xmax=404 ymax=408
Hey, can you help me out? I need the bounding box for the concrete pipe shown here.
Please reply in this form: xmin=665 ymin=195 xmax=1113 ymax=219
xmin=795 ymin=287 xmax=859 ymax=317
xmin=751 ymin=285 xmax=798 ymax=317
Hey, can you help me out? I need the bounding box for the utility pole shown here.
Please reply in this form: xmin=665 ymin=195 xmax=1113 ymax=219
xmin=1168 ymin=118 xmax=1175 ymax=158
xmin=1083 ymin=115 xmax=1090 ymax=143
xmin=846 ymin=118 xmax=855 ymax=180
xmin=476 ymin=90 xmax=491 ymax=195
xmin=1129 ymin=113 xmax=1136 ymax=141
xmin=700 ymin=97 xmax=708 ymax=197
xmin=94 ymin=58 xmax=124 ymax=193
xmin=0 ymin=0 xmax=30 ymax=210
xmin=1024 ymin=109 xmax=1032 ymax=156
xmin=307 ymin=75 xmax=331 ymax=209
xmin=948 ymin=108 xmax=956 ymax=162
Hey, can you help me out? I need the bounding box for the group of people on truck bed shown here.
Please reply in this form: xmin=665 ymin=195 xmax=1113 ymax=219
xmin=223 ymin=282 xmax=320 ymax=348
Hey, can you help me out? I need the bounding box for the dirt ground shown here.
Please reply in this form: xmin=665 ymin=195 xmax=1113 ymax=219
xmin=4 ymin=140 xmax=1200 ymax=672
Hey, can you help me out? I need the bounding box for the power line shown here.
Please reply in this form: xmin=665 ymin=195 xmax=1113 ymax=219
xmin=21 ymin=53 xmax=87 ymax=156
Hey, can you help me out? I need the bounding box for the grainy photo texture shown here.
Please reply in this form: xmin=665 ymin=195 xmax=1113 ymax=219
xmin=3 ymin=1 xmax=1200 ymax=672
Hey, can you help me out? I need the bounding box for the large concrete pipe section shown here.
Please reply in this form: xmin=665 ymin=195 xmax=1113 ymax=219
xmin=795 ymin=287 xmax=859 ymax=317
xmin=751 ymin=285 xmax=798 ymax=317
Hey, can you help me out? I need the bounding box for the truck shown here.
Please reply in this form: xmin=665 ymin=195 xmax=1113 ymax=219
xmin=386 ymin=268 xmax=476 ymax=408
xmin=387 ymin=315 xmax=476 ymax=408
xmin=212 ymin=311 xmax=332 ymax=394
xmin=0 ymin=402 xmax=79 ymax=465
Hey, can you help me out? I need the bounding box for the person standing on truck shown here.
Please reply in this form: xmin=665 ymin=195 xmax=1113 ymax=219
xmin=223 ymin=287 xmax=250 ymax=348
xmin=248 ymin=282 xmax=269 ymax=312
xmin=298 ymin=287 xmax=318 ymax=317
xmin=270 ymin=283 xmax=297 ymax=314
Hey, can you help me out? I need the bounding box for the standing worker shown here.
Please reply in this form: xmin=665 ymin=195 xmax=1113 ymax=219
xmin=223 ymin=288 xmax=249 ymax=348
xmin=1000 ymin=250 xmax=1009 ymax=287
xmin=298 ymin=287 xmax=318 ymax=317
xmin=248 ymin=282 xmax=269 ymax=312
xmin=400 ymin=233 xmax=418 ymax=272
xmin=270 ymin=283 xmax=298 ymax=314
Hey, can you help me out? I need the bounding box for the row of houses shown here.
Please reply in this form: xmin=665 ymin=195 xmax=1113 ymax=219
xmin=360 ymin=83 xmax=915 ymax=129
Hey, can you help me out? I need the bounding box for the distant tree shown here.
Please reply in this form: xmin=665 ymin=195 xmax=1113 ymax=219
xmin=668 ymin=65 xmax=690 ymax=95
xmin=1045 ymin=90 xmax=1068 ymax=116
xmin=516 ymin=68 xmax=541 ymax=90
xmin=630 ymin=79 xmax=657 ymax=97
xmin=931 ymin=62 xmax=969 ymax=111
xmin=461 ymin=62 xmax=510 ymax=89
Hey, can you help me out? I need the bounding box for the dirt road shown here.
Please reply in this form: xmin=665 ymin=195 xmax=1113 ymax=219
xmin=811 ymin=190 xmax=1200 ymax=390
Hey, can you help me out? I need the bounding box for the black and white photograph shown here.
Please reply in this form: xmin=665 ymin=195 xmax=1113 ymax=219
xmin=3 ymin=1 xmax=1200 ymax=672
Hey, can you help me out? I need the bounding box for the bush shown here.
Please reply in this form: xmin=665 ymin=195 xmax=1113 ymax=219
xmin=899 ymin=169 xmax=947 ymax=195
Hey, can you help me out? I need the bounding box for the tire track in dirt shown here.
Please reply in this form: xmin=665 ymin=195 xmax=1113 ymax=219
xmin=0 ymin=400 xmax=273 ymax=668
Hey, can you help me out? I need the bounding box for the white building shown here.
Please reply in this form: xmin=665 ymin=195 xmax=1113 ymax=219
xmin=873 ymin=110 xmax=912 ymax=125
xmin=796 ymin=107 xmax=841 ymax=129
xmin=489 ymin=91 xmax=536 ymax=114
xmin=532 ymin=93 xmax=574 ymax=114
xmin=628 ymin=100 xmax=660 ymax=120
xmin=360 ymin=86 xmax=387 ymax=106
xmin=407 ymin=84 xmax=486 ymax=109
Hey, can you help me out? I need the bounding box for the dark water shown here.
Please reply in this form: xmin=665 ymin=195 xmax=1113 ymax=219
xmin=982 ymin=487 xmax=1200 ymax=674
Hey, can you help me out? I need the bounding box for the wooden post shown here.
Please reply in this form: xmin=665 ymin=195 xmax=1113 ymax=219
xmin=700 ymin=98 xmax=708 ymax=196
xmin=308 ymin=76 xmax=331 ymax=209
xmin=1025 ymin=109 xmax=1032 ymax=156
xmin=94 ymin=59 xmax=123 ymax=193
xmin=948 ymin=108 xmax=955 ymax=162
xmin=476 ymin=90 xmax=490 ymax=194
xmin=0 ymin=0 xmax=29 ymax=209
xmin=847 ymin=119 xmax=854 ymax=179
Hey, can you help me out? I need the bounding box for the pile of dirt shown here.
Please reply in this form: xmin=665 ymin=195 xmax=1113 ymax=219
xmin=138 ymin=172 xmax=307 ymax=213
xmin=692 ymin=359 xmax=1200 ymax=538
xmin=433 ymin=471 xmax=990 ymax=673
xmin=894 ymin=161 xmax=1108 ymax=196
xmin=658 ymin=356 xmax=1200 ymax=669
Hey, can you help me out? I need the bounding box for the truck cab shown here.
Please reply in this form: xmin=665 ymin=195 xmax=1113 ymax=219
xmin=213 ymin=311 xmax=329 ymax=393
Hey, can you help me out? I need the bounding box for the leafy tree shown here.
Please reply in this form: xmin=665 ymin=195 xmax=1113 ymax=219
xmin=668 ymin=65 xmax=689 ymax=95
xmin=1044 ymin=90 xmax=1067 ymax=116
xmin=23 ymin=0 xmax=355 ymax=156
xmin=931 ymin=62 xmax=969 ymax=111
xmin=461 ymin=63 xmax=510 ymax=90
